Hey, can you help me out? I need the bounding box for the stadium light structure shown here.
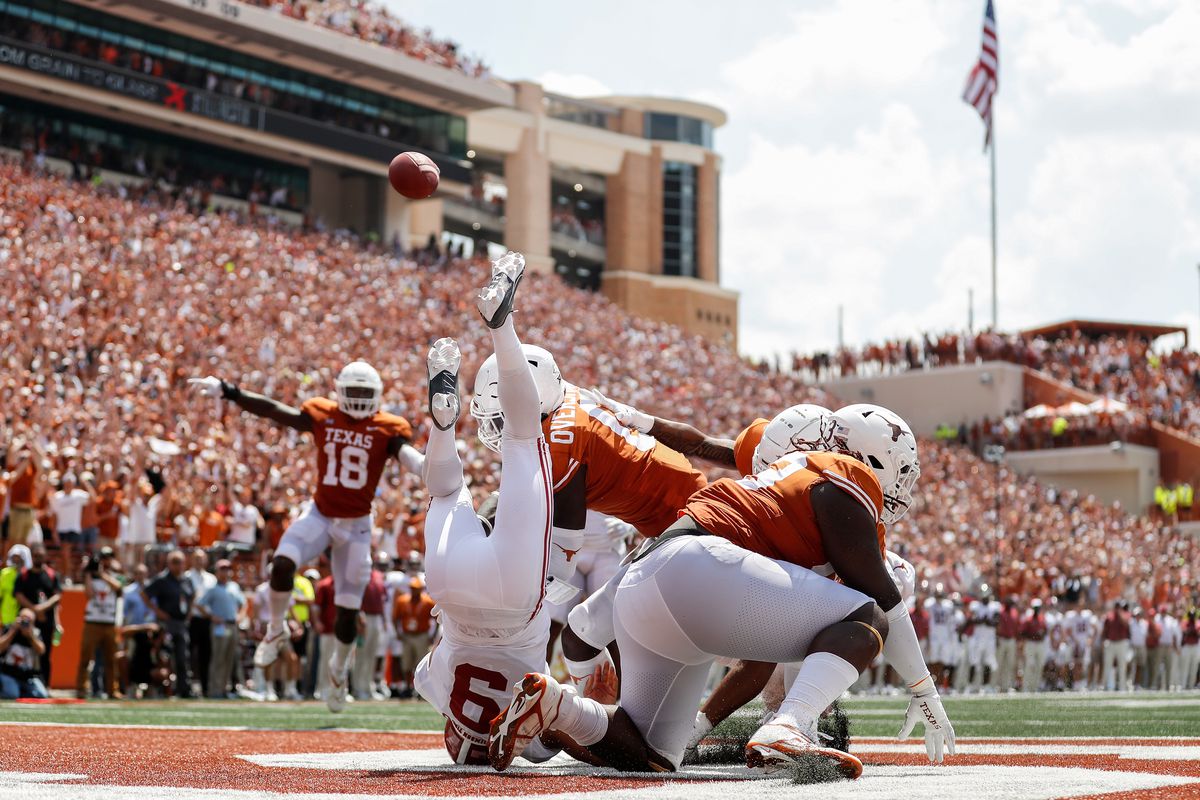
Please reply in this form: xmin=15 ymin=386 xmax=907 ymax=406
xmin=982 ymin=444 xmax=1006 ymax=595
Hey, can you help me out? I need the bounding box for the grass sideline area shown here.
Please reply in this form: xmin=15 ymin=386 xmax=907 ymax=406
xmin=2 ymin=692 xmax=1198 ymax=738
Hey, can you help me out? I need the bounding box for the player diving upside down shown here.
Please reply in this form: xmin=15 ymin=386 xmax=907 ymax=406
xmin=413 ymin=251 xmax=564 ymax=765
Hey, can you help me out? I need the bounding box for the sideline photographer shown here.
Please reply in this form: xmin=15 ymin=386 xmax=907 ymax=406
xmin=76 ymin=547 xmax=123 ymax=698
xmin=0 ymin=608 xmax=48 ymax=698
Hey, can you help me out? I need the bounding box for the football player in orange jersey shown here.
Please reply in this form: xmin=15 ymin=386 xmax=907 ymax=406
xmin=189 ymin=361 xmax=419 ymax=712
xmin=551 ymin=402 xmax=829 ymax=700
xmin=488 ymin=403 xmax=955 ymax=778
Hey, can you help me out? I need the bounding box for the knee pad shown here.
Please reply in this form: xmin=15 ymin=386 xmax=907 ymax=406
xmin=567 ymin=597 xmax=614 ymax=652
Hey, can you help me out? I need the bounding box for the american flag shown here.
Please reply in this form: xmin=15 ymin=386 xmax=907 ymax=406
xmin=962 ymin=0 xmax=998 ymax=149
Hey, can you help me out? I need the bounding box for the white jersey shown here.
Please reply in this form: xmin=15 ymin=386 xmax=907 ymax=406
xmin=414 ymin=610 xmax=549 ymax=763
xmin=926 ymin=597 xmax=956 ymax=639
xmin=1065 ymin=609 xmax=1097 ymax=647
xmin=971 ymin=600 xmax=1001 ymax=643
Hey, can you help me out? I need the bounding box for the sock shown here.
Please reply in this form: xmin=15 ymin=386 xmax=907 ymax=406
xmin=489 ymin=318 xmax=541 ymax=441
xmin=423 ymin=425 xmax=464 ymax=498
xmin=252 ymin=667 xmax=266 ymax=691
xmin=521 ymin=735 xmax=561 ymax=764
xmin=552 ymin=684 xmax=609 ymax=746
xmin=776 ymin=652 xmax=861 ymax=729
xmin=331 ymin=638 xmax=355 ymax=676
xmin=686 ymin=711 xmax=714 ymax=751
xmin=563 ymin=649 xmax=610 ymax=696
xmin=267 ymin=589 xmax=291 ymax=634
xmin=284 ymin=679 xmax=297 ymax=696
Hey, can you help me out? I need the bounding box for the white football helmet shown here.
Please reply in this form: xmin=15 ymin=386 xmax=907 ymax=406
xmin=752 ymin=403 xmax=850 ymax=474
xmin=469 ymin=344 xmax=565 ymax=452
xmin=335 ymin=361 xmax=383 ymax=419
xmin=832 ymin=403 xmax=920 ymax=525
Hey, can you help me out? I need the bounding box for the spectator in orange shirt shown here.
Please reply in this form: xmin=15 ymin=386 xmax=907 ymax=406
xmin=94 ymin=479 xmax=124 ymax=552
xmin=4 ymin=439 xmax=45 ymax=549
xmin=391 ymin=576 xmax=436 ymax=698
xmin=196 ymin=505 xmax=228 ymax=548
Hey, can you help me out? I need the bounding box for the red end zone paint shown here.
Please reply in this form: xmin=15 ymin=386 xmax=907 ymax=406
xmin=4 ymin=728 xmax=1200 ymax=799
xmin=0 ymin=726 xmax=657 ymax=796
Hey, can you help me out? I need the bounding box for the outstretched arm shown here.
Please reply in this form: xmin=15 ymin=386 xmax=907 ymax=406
xmin=189 ymin=377 xmax=312 ymax=433
xmin=643 ymin=418 xmax=735 ymax=468
xmin=582 ymin=387 xmax=735 ymax=468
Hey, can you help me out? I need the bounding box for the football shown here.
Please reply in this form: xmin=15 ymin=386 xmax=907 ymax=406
xmin=389 ymin=151 xmax=440 ymax=199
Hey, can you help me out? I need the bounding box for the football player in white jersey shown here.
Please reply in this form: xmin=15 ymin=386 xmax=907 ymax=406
xmin=925 ymin=587 xmax=957 ymax=686
xmin=967 ymin=595 xmax=1001 ymax=691
xmin=1063 ymin=602 xmax=1097 ymax=689
xmin=412 ymin=252 xmax=563 ymax=766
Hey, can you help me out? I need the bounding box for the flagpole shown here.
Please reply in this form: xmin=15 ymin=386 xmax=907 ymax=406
xmin=990 ymin=119 xmax=997 ymax=330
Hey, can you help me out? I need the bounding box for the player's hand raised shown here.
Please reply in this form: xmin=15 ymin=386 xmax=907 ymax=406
xmin=898 ymin=679 xmax=956 ymax=763
xmin=581 ymin=387 xmax=654 ymax=433
xmin=188 ymin=376 xmax=224 ymax=398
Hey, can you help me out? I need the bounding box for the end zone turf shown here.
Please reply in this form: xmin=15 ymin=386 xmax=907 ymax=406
xmin=1 ymin=693 xmax=1198 ymax=799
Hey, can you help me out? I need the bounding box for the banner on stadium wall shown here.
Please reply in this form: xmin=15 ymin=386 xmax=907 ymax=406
xmin=0 ymin=36 xmax=470 ymax=182
xmin=0 ymin=37 xmax=262 ymax=129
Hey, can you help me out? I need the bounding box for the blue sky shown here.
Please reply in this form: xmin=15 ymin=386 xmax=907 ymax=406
xmin=392 ymin=0 xmax=1200 ymax=357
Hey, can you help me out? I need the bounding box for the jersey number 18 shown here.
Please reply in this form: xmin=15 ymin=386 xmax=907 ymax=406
xmin=322 ymin=443 xmax=369 ymax=490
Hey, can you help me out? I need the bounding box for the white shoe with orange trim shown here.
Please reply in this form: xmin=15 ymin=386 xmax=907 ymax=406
xmin=745 ymin=717 xmax=863 ymax=779
xmin=488 ymin=672 xmax=563 ymax=772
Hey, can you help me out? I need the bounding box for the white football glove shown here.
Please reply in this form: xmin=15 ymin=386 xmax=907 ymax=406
xmin=580 ymin=387 xmax=654 ymax=433
xmin=898 ymin=677 xmax=956 ymax=763
xmin=188 ymin=376 xmax=224 ymax=398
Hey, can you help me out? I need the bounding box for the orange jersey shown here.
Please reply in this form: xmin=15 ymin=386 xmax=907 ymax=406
xmin=394 ymin=591 xmax=437 ymax=634
xmin=302 ymin=397 xmax=412 ymax=519
xmin=545 ymin=385 xmax=706 ymax=537
xmin=684 ymin=451 xmax=885 ymax=572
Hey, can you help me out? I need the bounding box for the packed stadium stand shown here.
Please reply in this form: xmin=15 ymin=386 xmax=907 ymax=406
xmin=2 ymin=161 xmax=1197 ymax=702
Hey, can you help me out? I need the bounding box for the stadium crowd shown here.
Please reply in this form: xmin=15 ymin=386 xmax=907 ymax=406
xmin=244 ymin=0 xmax=490 ymax=77
xmin=0 ymin=159 xmax=1197 ymax=699
xmin=793 ymin=330 xmax=1200 ymax=442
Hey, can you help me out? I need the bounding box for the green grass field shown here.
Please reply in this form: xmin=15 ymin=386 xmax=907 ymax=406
xmin=4 ymin=692 xmax=1199 ymax=738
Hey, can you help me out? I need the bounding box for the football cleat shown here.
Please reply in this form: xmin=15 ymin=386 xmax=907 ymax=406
xmin=488 ymin=672 xmax=563 ymax=772
xmin=427 ymin=337 xmax=461 ymax=430
xmin=476 ymin=251 xmax=525 ymax=329
xmin=326 ymin=660 xmax=350 ymax=714
xmin=746 ymin=719 xmax=863 ymax=779
xmin=253 ymin=626 xmax=291 ymax=669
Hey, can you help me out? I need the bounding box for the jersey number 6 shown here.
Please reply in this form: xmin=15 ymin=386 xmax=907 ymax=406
xmin=448 ymin=663 xmax=509 ymax=735
xmin=322 ymin=443 xmax=369 ymax=490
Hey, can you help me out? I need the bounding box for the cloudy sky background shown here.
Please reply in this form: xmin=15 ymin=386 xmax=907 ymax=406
xmin=392 ymin=0 xmax=1200 ymax=358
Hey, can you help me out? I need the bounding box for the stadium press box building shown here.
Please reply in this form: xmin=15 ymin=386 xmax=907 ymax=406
xmin=0 ymin=0 xmax=738 ymax=346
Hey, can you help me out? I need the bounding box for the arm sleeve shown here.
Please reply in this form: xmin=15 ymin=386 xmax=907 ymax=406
xmin=398 ymin=444 xmax=425 ymax=474
xmin=883 ymin=601 xmax=932 ymax=690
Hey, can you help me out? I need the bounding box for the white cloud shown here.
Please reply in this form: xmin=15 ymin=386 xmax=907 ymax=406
xmin=535 ymin=71 xmax=611 ymax=98
xmin=710 ymin=0 xmax=1200 ymax=357
xmin=719 ymin=0 xmax=951 ymax=110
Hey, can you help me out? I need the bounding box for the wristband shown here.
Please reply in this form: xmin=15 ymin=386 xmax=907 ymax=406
xmin=220 ymin=380 xmax=241 ymax=401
